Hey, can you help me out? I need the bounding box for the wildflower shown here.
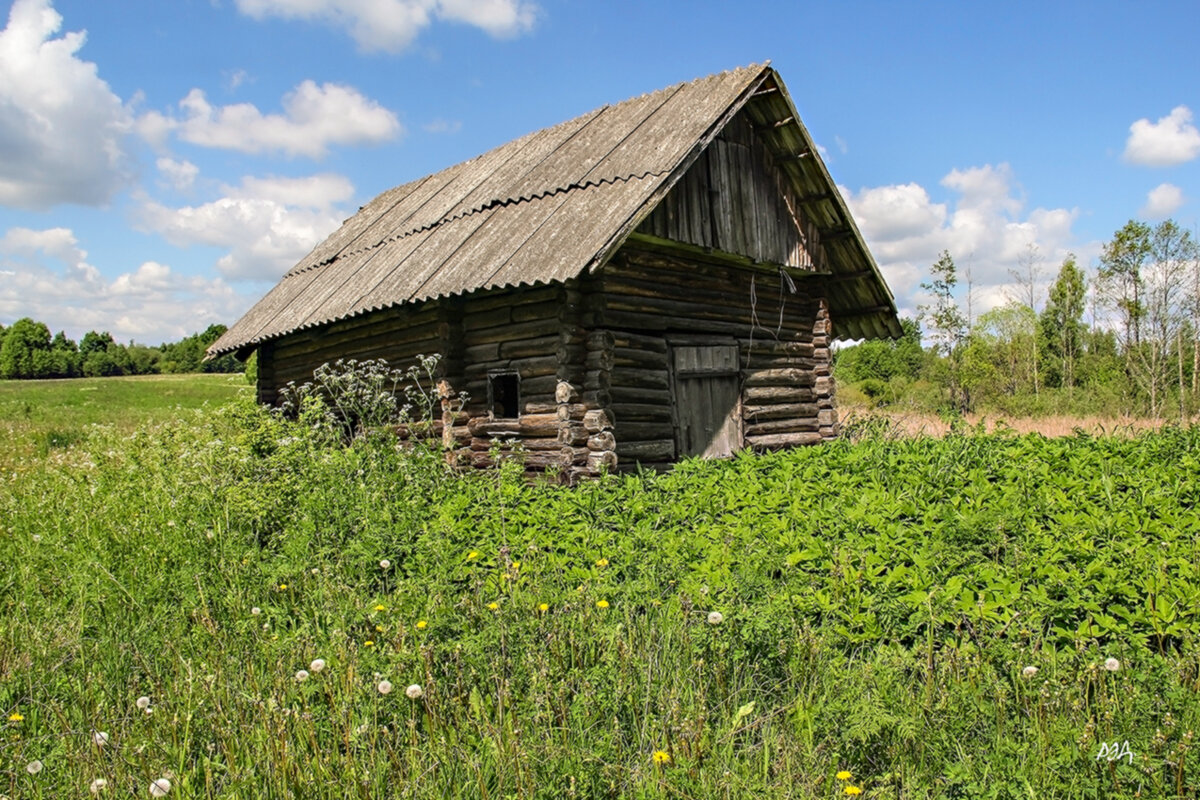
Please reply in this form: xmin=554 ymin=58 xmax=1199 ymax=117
xmin=93 ymin=730 xmax=110 ymax=746
xmin=377 ymin=680 xmax=393 ymax=695
xmin=90 ymin=777 xmax=108 ymax=793
xmin=538 ymin=603 xmax=549 ymax=613
xmin=278 ymin=583 xmax=288 ymax=590
xmin=250 ymin=607 xmax=262 ymax=616
xmin=375 ymin=624 xmax=384 ymax=632
xmin=379 ymin=560 xmax=391 ymax=570
xmin=136 ymin=696 xmax=151 ymax=710
xmin=1104 ymin=657 xmax=1121 ymax=672
xmin=416 ymin=620 xmax=428 ymax=630
xmin=32 ymin=534 xmax=42 ymax=543
xmin=487 ymin=602 xmax=499 ymax=611
xmin=149 ymin=777 xmax=172 ymax=797
xmin=844 ymin=787 xmax=862 ymax=796
xmin=707 ymin=611 xmax=724 ymax=625
xmin=1022 ymin=666 xmax=1038 ymax=678
xmin=652 ymin=750 xmax=670 ymax=764
xmin=374 ymin=604 xmax=386 ymax=611
xmin=467 ymin=551 xmax=479 ymax=560
xmin=836 ymin=771 xmax=852 ymax=781
xmin=310 ymin=658 xmax=326 ymax=673
xmin=8 ymin=711 xmax=23 ymax=722
xmin=595 ymin=558 xmax=608 ymax=567
xmin=26 ymin=760 xmax=43 ymax=774
xmin=406 ymin=684 xmax=424 ymax=700
xmin=364 ymin=640 xmax=375 ymax=647
xmin=511 ymin=561 xmax=521 ymax=571
xmin=295 ymin=670 xmax=310 ymax=682
xmin=596 ymin=600 xmax=609 ymax=609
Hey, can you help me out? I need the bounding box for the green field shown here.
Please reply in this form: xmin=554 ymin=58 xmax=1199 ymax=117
xmin=1 ymin=375 xmax=1198 ymax=798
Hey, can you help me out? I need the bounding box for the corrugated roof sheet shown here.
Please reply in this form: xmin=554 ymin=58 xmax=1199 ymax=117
xmin=211 ymin=65 xmax=898 ymax=355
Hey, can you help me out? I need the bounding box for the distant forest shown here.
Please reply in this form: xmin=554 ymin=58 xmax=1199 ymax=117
xmin=0 ymin=319 xmax=244 ymax=379
xmin=835 ymin=219 xmax=1200 ymax=420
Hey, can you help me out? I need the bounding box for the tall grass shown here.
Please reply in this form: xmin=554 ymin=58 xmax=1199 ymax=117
xmin=1 ymin=392 xmax=1198 ymax=798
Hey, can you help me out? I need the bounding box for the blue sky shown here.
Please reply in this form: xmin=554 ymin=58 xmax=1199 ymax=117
xmin=1 ymin=0 xmax=1198 ymax=344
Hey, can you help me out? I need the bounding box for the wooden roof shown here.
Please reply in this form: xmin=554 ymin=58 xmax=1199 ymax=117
xmin=210 ymin=65 xmax=899 ymax=357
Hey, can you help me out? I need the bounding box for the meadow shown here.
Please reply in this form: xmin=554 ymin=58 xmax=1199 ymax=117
xmin=1 ymin=373 xmax=1198 ymax=798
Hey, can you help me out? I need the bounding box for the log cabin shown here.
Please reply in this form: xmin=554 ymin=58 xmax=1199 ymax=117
xmin=207 ymin=63 xmax=901 ymax=480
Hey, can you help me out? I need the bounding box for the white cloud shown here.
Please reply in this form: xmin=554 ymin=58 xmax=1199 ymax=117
xmin=136 ymin=173 xmax=353 ymax=281
xmin=423 ymin=118 xmax=462 ymax=134
xmin=844 ymin=163 xmax=1083 ymax=319
xmin=140 ymin=81 xmax=401 ymax=158
xmin=156 ymin=157 xmax=199 ymax=191
xmin=234 ymin=0 xmax=537 ymax=53
xmin=1141 ymin=182 xmax=1185 ymax=219
xmin=0 ymin=0 xmax=133 ymax=209
xmin=0 ymin=227 xmax=247 ymax=343
xmin=1123 ymin=106 xmax=1200 ymax=167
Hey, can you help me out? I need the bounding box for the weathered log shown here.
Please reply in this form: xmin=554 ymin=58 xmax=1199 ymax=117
xmin=742 ymin=402 xmax=819 ymax=421
xmin=498 ymin=335 xmax=561 ymax=359
xmin=587 ymin=450 xmax=618 ymax=471
xmin=610 ymin=331 xmax=669 ymax=353
xmin=817 ymin=409 xmax=836 ymax=427
xmin=558 ymin=424 xmax=588 ymax=447
xmin=555 ymin=381 xmax=577 ymax=404
xmin=585 ymin=368 xmax=669 ymax=392
xmin=587 ymin=431 xmax=616 ymax=451
xmin=615 ymin=439 xmax=675 ymax=461
xmin=744 ymin=418 xmax=820 ymax=436
xmin=583 ymin=408 xmax=614 ymax=432
xmin=467 ymin=413 xmax=559 ymax=437
xmin=586 ymin=387 xmax=671 ymax=406
xmin=743 ymin=368 xmax=817 ymax=387
xmin=616 ymin=421 xmax=674 ymax=441
xmin=610 ymin=402 xmax=673 ymax=422
xmin=744 ymin=385 xmax=817 ymax=403
xmin=747 ymin=431 xmax=822 ymax=449
xmin=465 ymin=318 xmax=561 ymax=345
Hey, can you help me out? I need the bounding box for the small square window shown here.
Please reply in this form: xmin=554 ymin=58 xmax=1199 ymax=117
xmin=488 ymin=371 xmax=520 ymax=418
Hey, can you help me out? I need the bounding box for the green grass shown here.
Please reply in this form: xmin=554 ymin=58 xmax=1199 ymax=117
xmin=0 ymin=380 xmax=1198 ymax=798
xmin=0 ymin=373 xmax=249 ymax=469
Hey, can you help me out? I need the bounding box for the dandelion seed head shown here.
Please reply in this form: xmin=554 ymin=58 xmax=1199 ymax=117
xmin=250 ymin=607 xmax=261 ymax=616
xmin=31 ymin=534 xmax=42 ymax=543
xmin=136 ymin=696 xmax=151 ymax=710
xmin=295 ymin=670 xmax=310 ymax=682
xmin=90 ymin=777 xmax=108 ymax=793
xmin=310 ymin=658 xmax=326 ymax=673
xmin=707 ymin=611 xmax=724 ymax=625
xmin=379 ymin=559 xmax=391 ymax=569
xmin=1022 ymin=666 xmax=1038 ymax=678
xmin=149 ymin=777 xmax=172 ymax=797
xmin=377 ymin=680 xmax=393 ymax=695
xmin=406 ymin=684 xmax=424 ymax=700
xmin=1105 ymin=657 xmax=1121 ymax=672
xmin=26 ymin=760 xmax=43 ymax=775
xmin=92 ymin=730 xmax=109 ymax=746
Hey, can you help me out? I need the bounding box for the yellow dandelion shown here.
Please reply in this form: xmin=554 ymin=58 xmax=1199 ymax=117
xmin=8 ymin=712 xmax=24 ymax=722
xmin=652 ymin=750 xmax=670 ymax=764
xmin=844 ymin=787 xmax=862 ymax=796
xmin=595 ymin=557 xmax=608 ymax=567
xmin=375 ymin=624 xmax=384 ymax=632
xmin=364 ymin=640 xmax=375 ymax=647
xmin=537 ymin=603 xmax=549 ymax=613
xmin=278 ymin=583 xmax=288 ymax=590
xmin=596 ymin=599 xmax=609 ymax=609
xmin=374 ymin=604 xmax=386 ymax=611
xmin=467 ymin=551 xmax=479 ymax=560
xmin=416 ymin=620 xmax=428 ymax=630
xmin=487 ymin=602 xmax=500 ymax=611
xmin=511 ymin=561 xmax=521 ymax=570
xmin=836 ymin=771 xmax=852 ymax=781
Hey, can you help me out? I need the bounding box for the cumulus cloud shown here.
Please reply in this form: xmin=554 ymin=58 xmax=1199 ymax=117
xmin=156 ymin=157 xmax=199 ymax=191
xmin=138 ymin=81 xmax=401 ymax=158
xmin=0 ymin=226 xmax=248 ymax=343
xmin=843 ymin=163 xmax=1082 ymax=319
xmin=0 ymin=0 xmax=133 ymax=209
xmin=1124 ymin=106 xmax=1200 ymax=167
xmin=136 ymin=173 xmax=353 ymax=281
xmin=1141 ymin=182 xmax=1185 ymax=219
xmin=234 ymin=0 xmax=537 ymax=53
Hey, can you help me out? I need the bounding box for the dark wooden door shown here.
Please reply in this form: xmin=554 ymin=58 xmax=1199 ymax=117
xmin=671 ymin=344 xmax=742 ymax=458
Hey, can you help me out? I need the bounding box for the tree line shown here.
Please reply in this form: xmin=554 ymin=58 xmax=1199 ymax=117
xmin=0 ymin=319 xmax=244 ymax=380
xmin=835 ymin=218 xmax=1200 ymax=419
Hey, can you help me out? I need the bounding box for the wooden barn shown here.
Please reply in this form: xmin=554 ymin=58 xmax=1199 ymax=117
xmin=208 ymin=64 xmax=901 ymax=479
